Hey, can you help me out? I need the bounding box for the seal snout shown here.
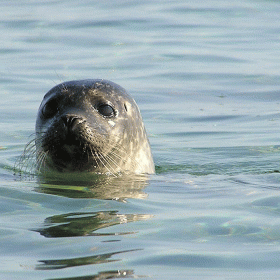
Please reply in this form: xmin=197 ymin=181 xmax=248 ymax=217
xmin=60 ymin=115 xmax=86 ymax=145
xmin=61 ymin=115 xmax=84 ymax=134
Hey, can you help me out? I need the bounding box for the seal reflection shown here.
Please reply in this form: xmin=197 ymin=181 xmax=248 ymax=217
xmin=34 ymin=174 xmax=153 ymax=277
xmin=35 ymin=211 xmax=153 ymax=238
xmin=36 ymin=172 xmax=150 ymax=201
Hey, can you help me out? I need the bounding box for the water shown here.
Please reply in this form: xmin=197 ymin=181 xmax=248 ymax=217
xmin=1 ymin=0 xmax=280 ymax=279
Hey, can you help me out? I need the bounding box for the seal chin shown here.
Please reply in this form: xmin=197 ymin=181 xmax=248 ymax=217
xmin=41 ymin=127 xmax=106 ymax=173
xmin=45 ymin=145 xmax=90 ymax=172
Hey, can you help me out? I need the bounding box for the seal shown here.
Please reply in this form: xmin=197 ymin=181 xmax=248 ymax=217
xmin=34 ymin=79 xmax=155 ymax=175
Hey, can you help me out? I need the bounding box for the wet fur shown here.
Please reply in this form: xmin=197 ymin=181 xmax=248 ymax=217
xmin=17 ymin=80 xmax=155 ymax=176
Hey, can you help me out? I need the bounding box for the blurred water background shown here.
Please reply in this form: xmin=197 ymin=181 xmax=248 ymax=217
xmin=1 ymin=0 xmax=280 ymax=279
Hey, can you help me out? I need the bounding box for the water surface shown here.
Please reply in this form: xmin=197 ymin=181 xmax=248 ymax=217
xmin=1 ymin=0 xmax=280 ymax=279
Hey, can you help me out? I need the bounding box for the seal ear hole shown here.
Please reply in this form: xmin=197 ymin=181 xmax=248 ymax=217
xmin=124 ymin=103 xmax=128 ymax=112
xmin=97 ymin=103 xmax=115 ymax=118
xmin=42 ymin=98 xmax=59 ymax=119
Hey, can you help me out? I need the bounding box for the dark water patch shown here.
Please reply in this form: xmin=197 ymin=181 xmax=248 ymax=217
xmin=163 ymin=53 xmax=247 ymax=63
xmin=148 ymin=72 xmax=271 ymax=82
xmin=35 ymin=211 xmax=152 ymax=238
xmin=251 ymin=196 xmax=280 ymax=212
xmin=136 ymin=251 xmax=280 ymax=269
xmin=0 ymin=48 xmax=30 ymax=54
xmin=155 ymin=162 xmax=273 ymax=176
xmin=0 ymin=19 xmax=40 ymax=29
xmin=0 ymin=77 xmax=26 ymax=84
xmin=229 ymin=89 xmax=280 ymax=102
xmin=61 ymin=19 xmax=152 ymax=29
xmin=36 ymin=249 xmax=140 ymax=270
xmin=163 ymin=131 xmax=231 ymax=137
xmin=0 ymin=195 xmax=29 ymax=213
xmin=49 ymin=20 xmax=125 ymax=30
xmin=155 ymin=145 xmax=280 ymax=176
xmin=176 ymin=114 xmax=243 ymax=123
xmin=164 ymin=6 xmax=251 ymax=15
xmin=48 ymin=269 xmax=138 ymax=280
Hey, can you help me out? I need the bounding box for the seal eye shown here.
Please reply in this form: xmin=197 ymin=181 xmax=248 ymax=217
xmin=97 ymin=104 xmax=115 ymax=117
xmin=42 ymin=99 xmax=58 ymax=119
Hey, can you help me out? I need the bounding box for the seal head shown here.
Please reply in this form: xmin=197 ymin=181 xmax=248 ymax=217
xmin=35 ymin=79 xmax=155 ymax=175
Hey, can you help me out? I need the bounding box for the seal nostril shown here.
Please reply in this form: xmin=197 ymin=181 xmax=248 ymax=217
xmin=70 ymin=117 xmax=83 ymax=132
xmin=61 ymin=115 xmax=84 ymax=134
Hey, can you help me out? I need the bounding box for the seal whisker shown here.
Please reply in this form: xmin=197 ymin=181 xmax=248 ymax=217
xmin=99 ymin=144 xmax=122 ymax=166
xmin=88 ymin=146 xmax=102 ymax=171
xmin=108 ymin=143 xmax=142 ymax=171
xmin=92 ymin=148 xmax=118 ymax=177
xmin=97 ymin=150 xmax=119 ymax=177
xmin=93 ymin=151 xmax=102 ymax=171
xmin=15 ymin=138 xmax=38 ymax=175
xmin=105 ymin=153 xmax=122 ymax=169
xmin=36 ymin=151 xmax=48 ymax=174
xmin=103 ymin=153 xmax=123 ymax=176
